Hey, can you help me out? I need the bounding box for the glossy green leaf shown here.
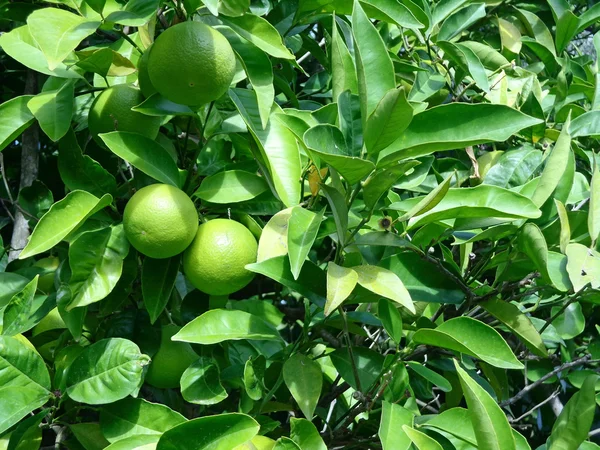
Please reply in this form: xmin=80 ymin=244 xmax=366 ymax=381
xmin=66 ymin=338 xmax=150 ymax=405
xmin=337 ymin=90 xmax=363 ymax=155
xmin=325 ymin=262 xmax=358 ymax=316
xmin=389 ymin=185 xmax=541 ymax=229
xmin=0 ymin=96 xmax=35 ymax=152
xmin=379 ymin=401 xmax=413 ymax=450
xmin=100 ymin=132 xmax=182 ymax=188
xmin=438 ymin=41 xmax=490 ymax=92
xmin=354 ymin=265 xmax=415 ymax=313
xmin=181 ymin=357 xmax=228 ymax=405
xmin=100 ymin=397 xmax=186 ymax=443
xmin=481 ymin=298 xmax=547 ymax=357
xmin=58 ymin=129 xmax=117 ymax=197
xmin=483 ymin=146 xmax=542 ymax=189
xmin=290 ymin=418 xmax=327 ymax=450
xmin=0 ymin=387 xmax=50 ymax=435
xmin=104 ymin=435 xmax=160 ymax=450
xmin=156 ymin=413 xmax=259 ymax=450
xmin=304 ymin=124 xmax=375 ymax=185
xmin=68 ymin=225 xmax=129 ymax=310
xmin=364 ymin=87 xmax=414 ymax=155
xmin=6 ymin=408 xmax=46 ymax=450
xmin=0 ymin=335 xmax=51 ymax=392
xmin=273 ymin=437 xmax=301 ymax=450
xmin=532 ymin=118 xmax=572 ymax=207
xmin=173 ymin=309 xmax=281 ymax=344
xmin=566 ymin=243 xmax=600 ymax=291
xmin=378 ymin=298 xmax=403 ymax=344
xmin=403 ymin=426 xmax=443 ymax=450
xmin=406 ymin=361 xmax=452 ymax=392
xmin=27 ymin=80 xmax=73 ymax=142
xmin=75 ymin=48 xmax=136 ymax=77
xmin=331 ymin=16 xmax=358 ymax=101
xmin=257 ymin=208 xmax=292 ymax=262
xmin=244 ymin=355 xmax=265 ymax=401
xmin=397 ymin=173 xmax=452 ymax=222
xmin=352 ymin=0 xmax=396 ymax=120
xmin=283 ymin=354 xmax=322 ymax=419
xmin=132 ymin=93 xmax=196 ymax=117
xmin=19 ymin=190 xmax=112 ymax=259
xmin=413 ymin=317 xmax=523 ymax=369
xmin=230 ymin=89 xmax=301 ymax=207
xmin=104 ymin=0 xmax=160 ymax=26
xmin=454 ymin=360 xmax=516 ymax=450
xmin=519 ymin=223 xmax=550 ymax=282
xmin=569 ymin=111 xmax=600 ymax=138
xmin=320 ymin=184 xmax=349 ymax=244
xmin=362 ymin=160 xmax=420 ymax=211
xmin=422 ymin=408 xmax=476 ymax=445
xmin=498 ymin=17 xmax=522 ymax=53
xmin=589 ymin=164 xmax=600 ymax=245
xmin=437 ymin=3 xmax=486 ymax=42
xmin=552 ymin=302 xmax=585 ymax=340
xmin=288 ymin=206 xmax=323 ymax=280
xmin=195 ymin=170 xmax=268 ymax=204
xmin=27 ymin=8 xmax=99 ymax=70
xmin=220 ymin=14 xmax=294 ymax=60
xmin=1 ymin=276 xmax=46 ymax=337
xmin=554 ymin=200 xmax=571 ymax=254
xmin=378 ymin=104 xmax=543 ymax=164
xmin=547 ymin=374 xmax=598 ymax=450
xmin=330 ymin=347 xmax=384 ymax=391
xmin=555 ymin=10 xmax=578 ymax=54
xmin=142 ymin=255 xmax=180 ymax=324
xmin=459 ymin=40 xmax=510 ymax=71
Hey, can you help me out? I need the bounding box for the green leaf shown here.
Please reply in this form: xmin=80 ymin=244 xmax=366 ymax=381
xmin=181 ymin=357 xmax=228 ymax=405
xmin=104 ymin=435 xmax=160 ymax=450
xmin=379 ymin=401 xmax=413 ymax=450
xmin=388 ymin=185 xmax=541 ymax=229
xmin=377 ymin=104 xmax=544 ymax=164
xmin=156 ymin=413 xmax=259 ymax=450
xmin=0 ymin=96 xmax=35 ymax=152
xmin=58 ymin=129 xmax=117 ymax=197
xmin=0 ymin=335 xmax=51 ymax=391
xmin=413 ymin=317 xmax=523 ymax=369
xmin=554 ymin=200 xmax=571 ymax=254
xmin=243 ymin=355 xmax=265 ymax=401
xmin=353 ymin=265 xmax=415 ymax=313
xmin=483 ymin=145 xmax=542 ymax=189
xmin=75 ymin=48 xmax=136 ymax=78
xmin=338 ymin=90 xmax=363 ymax=155
xmin=555 ymin=10 xmax=578 ymax=54
xmin=331 ymin=15 xmax=358 ymax=102
xmin=194 ymin=170 xmax=268 ymax=204
xmin=7 ymin=408 xmax=46 ymax=450
xmin=320 ymin=184 xmax=349 ymax=244
xmin=437 ymin=3 xmax=486 ymax=42
xmin=406 ymin=361 xmax=452 ymax=392
xmin=438 ymin=41 xmax=490 ymax=92
xmin=566 ymin=243 xmax=600 ymax=291
xmin=27 ymin=81 xmax=74 ymax=142
xmin=100 ymin=397 xmax=186 ymax=443
xmin=547 ymin=374 xmax=598 ymax=450
xmin=104 ymin=0 xmax=160 ymax=26
xmin=132 ymin=93 xmax=196 ymax=117
xmin=402 ymin=426 xmax=443 ymax=450
xmin=173 ymin=309 xmax=281 ymax=344
xmin=27 ymin=8 xmax=99 ymax=70
xmin=330 ymin=347 xmax=384 ymax=391
xmin=1 ymin=276 xmax=43 ymax=337
xmin=100 ymin=132 xmax=182 ymax=188
xmin=217 ymin=26 xmax=274 ymax=129
xmin=325 ymin=262 xmax=358 ymax=316
xmin=518 ymin=223 xmax=550 ymax=282
xmin=230 ymin=89 xmax=301 ymax=207
xmin=66 ymin=338 xmax=150 ymax=405
xmin=589 ymin=164 xmax=600 ymax=245
xmin=0 ymin=26 xmax=82 ymax=79
xmin=219 ymin=14 xmax=294 ymax=60
xmin=498 ymin=17 xmax=522 ymax=53
xmin=459 ymin=40 xmax=510 ymax=71
xmin=288 ymin=206 xmax=323 ymax=280
xmin=68 ymin=225 xmax=129 ymax=310
xmin=531 ymin=118 xmax=572 ymax=208
xmin=481 ymin=298 xmax=547 ymax=357
xmin=364 ymin=88 xmax=414 ymax=156
xmin=423 ymin=408 xmax=476 ymax=445
xmin=0 ymin=387 xmax=50 ymax=435
xmin=352 ymin=0 xmax=396 ymax=120
xmin=283 ymin=354 xmax=322 ymax=419
xmin=273 ymin=437 xmax=301 ymax=450
xmin=362 ymin=161 xmax=420 ymax=212
xmin=257 ymin=208 xmax=292 ymax=262
xmin=17 ymin=181 xmax=52 ymax=220
xmin=142 ymin=255 xmax=180 ymax=324
xmin=290 ymin=418 xmax=327 ymax=450
xmin=377 ymin=299 xmax=403 ymax=344
xmin=569 ymin=111 xmax=600 ymax=138
xmin=397 ymin=173 xmax=452 ymax=222
xmin=303 ymin=124 xmax=375 ymax=185
xmin=19 ymin=191 xmax=112 ymax=259
xmin=454 ymin=360 xmax=516 ymax=450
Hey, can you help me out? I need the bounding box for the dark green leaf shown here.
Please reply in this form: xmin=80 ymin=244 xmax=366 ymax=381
xmin=283 ymin=354 xmax=322 ymax=419
xmin=142 ymin=255 xmax=180 ymax=324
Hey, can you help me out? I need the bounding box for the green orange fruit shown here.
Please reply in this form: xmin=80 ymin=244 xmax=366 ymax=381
xmin=88 ymin=84 xmax=162 ymax=142
xmin=183 ymin=219 xmax=257 ymax=296
xmin=145 ymin=324 xmax=198 ymax=389
xmin=148 ymin=22 xmax=236 ymax=106
xmin=137 ymin=46 xmax=157 ymax=98
xmin=123 ymin=184 xmax=199 ymax=259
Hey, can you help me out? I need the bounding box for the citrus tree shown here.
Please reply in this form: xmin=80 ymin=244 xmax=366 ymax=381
xmin=1 ymin=0 xmax=600 ymax=448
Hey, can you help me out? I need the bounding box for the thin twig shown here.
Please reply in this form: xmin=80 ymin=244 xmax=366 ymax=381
xmin=509 ymin=389 xmax=561 ymax=422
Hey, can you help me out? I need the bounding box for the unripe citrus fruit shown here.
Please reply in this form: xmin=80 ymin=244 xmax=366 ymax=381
xmin=123 ymin=184 xmax=198 ymax=259
xmin=137 ymin=47 xmax=157 ymax=98
xmin=34 ymin=256 xmax=59 ymax=292
xmin=183 ymin=219 xmax=257 ymax=296
xmin=88 ymin=84 xmax=161 ymax=142
xmin=148 ymin=22 xmax=236 ymax=106
xmin=145 ymin=324 xmax=198 ymax=389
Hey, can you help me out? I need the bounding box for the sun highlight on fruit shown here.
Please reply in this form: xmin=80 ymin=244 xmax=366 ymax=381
xmin=145 ymin=324 xmax=198 ymax=389
xmin=88 ymin=84 xmax=162 ymax=142
xmin=183 ymin=218 xmax=257 ymax=296
xmin=147 ymin=21 xmax=236 ymax=107
xmin=123 ymin=184 xmax=198 ymax=259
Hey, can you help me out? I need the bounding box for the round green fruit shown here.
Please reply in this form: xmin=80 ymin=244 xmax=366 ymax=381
xmin=183 ymin=219 xmax=257 ymax=296
xmin=137 ymin=46 xmax=157 ymax=98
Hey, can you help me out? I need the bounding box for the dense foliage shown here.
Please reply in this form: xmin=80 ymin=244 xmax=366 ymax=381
xmin=1 ymin=0 xmax=600 ymax=448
